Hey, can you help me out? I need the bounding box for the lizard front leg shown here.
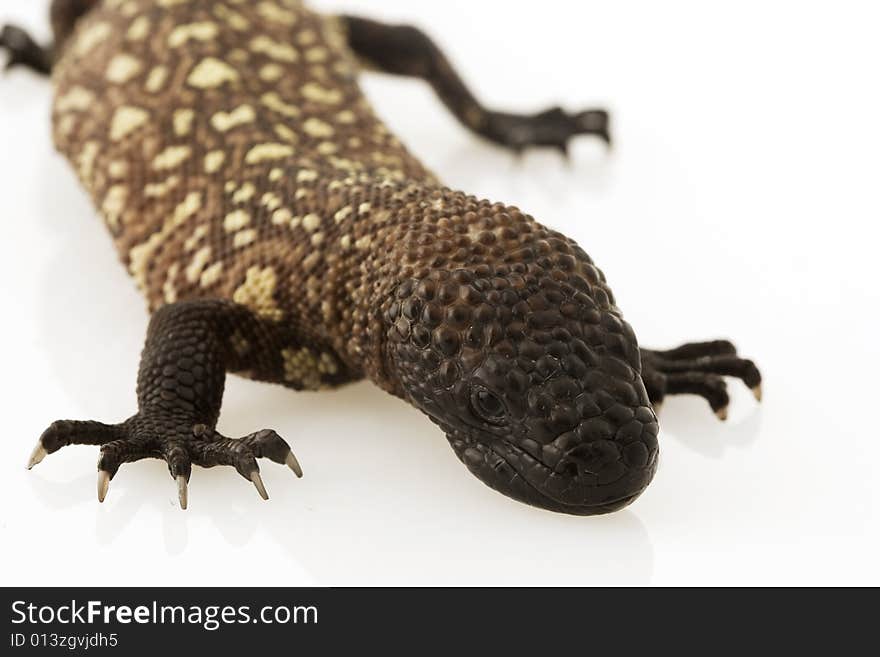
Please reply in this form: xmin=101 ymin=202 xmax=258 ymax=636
xmin=27 ymin=300 xmax=302 ymax=508
xmin=640 ymin=341 xmax=762 ymax=420
xmin=339 ymin=16 xmax=611 ymax=153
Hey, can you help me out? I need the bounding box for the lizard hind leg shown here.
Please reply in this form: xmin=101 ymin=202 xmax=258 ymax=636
xmin=640 ymin=340 xmax=763 ymax=420
xmin=0 ymin=24 xmax=53 ymax=75
xmin=27 ymin=300 xmax=303 ymax=509
xmin=1 ymin=0 xmax=98 ymax=75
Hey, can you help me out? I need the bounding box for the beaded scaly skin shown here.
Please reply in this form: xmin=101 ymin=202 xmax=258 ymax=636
xmin=2 ymin=0 xmax=761 ymax=514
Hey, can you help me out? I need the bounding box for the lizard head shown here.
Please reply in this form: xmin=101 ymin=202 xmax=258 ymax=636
xmin=385 ymin=263 xmax=659 ymax=516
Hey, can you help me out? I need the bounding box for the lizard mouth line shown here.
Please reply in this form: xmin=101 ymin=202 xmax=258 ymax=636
xmin=445 ymin=425 xmax=655 ymax=514
xmin=487 ymin=439 xmax=653 ymax=512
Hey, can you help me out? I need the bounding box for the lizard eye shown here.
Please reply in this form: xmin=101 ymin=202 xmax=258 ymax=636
xmin=470 ymin=387 xmax=507 ymax=424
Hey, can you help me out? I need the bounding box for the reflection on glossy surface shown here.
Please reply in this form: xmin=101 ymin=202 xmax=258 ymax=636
xmin=28 ymin=379 xmax=654 ymax=585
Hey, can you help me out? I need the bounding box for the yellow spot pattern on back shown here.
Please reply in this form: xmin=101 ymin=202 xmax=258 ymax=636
xmin=302 ymin=117 xmax=334 ymax=138
xmin=305 ymin=47 xmax=328 ymax=63
xmin=187 ymin=58 xmax=240 ymax=89
xmin=211 ymin=105 xmax=256 ymax=132
xmin=245 ymin=143 xmax=295 ymax=164
xmin=101 ymin=185 xmax=128 ymax=229
xmin=204 ymin=151 xmax=226 ymax=173
xmin=186 ymin=246 xmax=212 ymax=283
xmin=301 ymin=82 xmax=342 ymax=105
xmin=261 ymin=92 xmax=300 ymax=118
xmin=174 ymin=109 xmax=196 ymax=136
xmin=184 ymin=224 xmax=209 ymax=252
xmin=234 ymin=229 xmax=258 ymax=247
xmin=272 ymin=208 xmax=293 ymax=225
xmin=200 ymin=262 xmax=224 ymax=288
xmin=213 ymin=4 xmax=250 ymax=30
xmin=274 ymin=124 xmax=298 ymax=143
xmin=257 ymin=2 xmax=299 ymax=26
xmin=233 ymin=266 xmax=283 ymax=321
xmin=249 ymin=36 xmax=299 ymax=62
xmin=110 ymin=106 xmax=149 ymax=142
xmin=145 ymin=176 xmax=181 ymax=198
xmin=224 ymin=210 xmax=251 ymax=232
xmin=302 ymin=213 xmax=322 ymax=232
xmin=259 ymin=64 xmax=284 ymax=81
xmin=145 ymin=66 xmax=169 ymax=93
xmin=336 ymin=110 xmax=356 ymax=124
xmin=231 ymin=183 xmax=257 ymax=203
xmin=168 ymin=22 xmax=219 ymax=48
xmin=163 ymin=263 xmax=180 ymax=303
xmin=56 ymin=87 xmax=94 ymax=112
xmin=48 ymin=0 xmax=443 ymax=389
xmin=106 ymin=54 xmax=142 ymax=84
xmin=281 ymin=347 xmax=326 ymax=389
xmin=74 ymin=23 xmax=111 ymax=57
xmin=127 ymin=16 xmax=150 ymax=41
xmin=129 ymin=192 xmax=202 ymax=291
xmin=261 ymin=192 xmax=282 ymax=211
xmin=152 ymin=146 xmax=192 ymax=170
xmin=108 ymin=161 xmax=129 ymax=179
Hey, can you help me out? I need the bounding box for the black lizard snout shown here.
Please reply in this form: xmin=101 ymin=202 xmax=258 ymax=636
xmin=550 ymin=411 xmax=660 ymax=511
xmin=553 ymin=408 xmax=659 ymax=482
xmin=472 ymin=404 xmax=659 ymax=515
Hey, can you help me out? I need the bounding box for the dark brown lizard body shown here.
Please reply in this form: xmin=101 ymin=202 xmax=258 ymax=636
xmin=2 ymin=0 xmax=761 ymax=514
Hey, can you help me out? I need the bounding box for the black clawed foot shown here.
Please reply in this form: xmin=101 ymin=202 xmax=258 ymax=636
xmin=483 ymin=106 xmax=611 ymax=153
xmin=192 ymin=427 xmax=302 ymax=502
xmin=27 ymin=417 xmax=302 ymax=508
xmin=176 ymin=474 xmax=189 ymax=510
xmin=240 ymin=428 xmax=304 ymax=477
xmin=641 ymin=340 xmax=762 ymax=419
xmin=0 ymin=24 xmax=53 ymax=75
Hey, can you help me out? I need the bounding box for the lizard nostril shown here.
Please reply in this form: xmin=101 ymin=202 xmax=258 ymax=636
xmin=555 ymin=437 xmax=628 ymax=483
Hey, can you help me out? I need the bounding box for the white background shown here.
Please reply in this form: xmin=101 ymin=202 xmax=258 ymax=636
xmin=1 ymin=0 xmax=878 ymax=586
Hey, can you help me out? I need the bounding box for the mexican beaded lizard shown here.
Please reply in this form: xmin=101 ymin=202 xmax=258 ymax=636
xmin=1 ymin=0 xmax=761 ymax=515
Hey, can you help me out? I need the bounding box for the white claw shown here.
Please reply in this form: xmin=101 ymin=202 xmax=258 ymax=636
xmin=177 ymin=475 xmax=188 ymax=510
xmin=715 ymin=407 xmax=729 ymax=422
xmin=97 ymin=470 xmax=110 ymax=503
xmin=27 ymin=443 xmax=47 ymax=470
xmin=752 ymin=385 xmax=763 ymax=402
xmin=250 ymin=471 xmax=269 ymax=500
xmin=285 ymin=451 xmax=303 ymax=478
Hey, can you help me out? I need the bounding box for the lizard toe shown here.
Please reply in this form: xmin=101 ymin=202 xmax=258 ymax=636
xmin=641 ymin=340 xmax=761 ymax=419
xmin=190 ymin=427 xmax=301 ymax=500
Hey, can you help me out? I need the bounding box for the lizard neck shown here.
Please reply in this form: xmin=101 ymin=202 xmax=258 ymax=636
xmin=349 ymin=182 xmax=594 ymax=396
